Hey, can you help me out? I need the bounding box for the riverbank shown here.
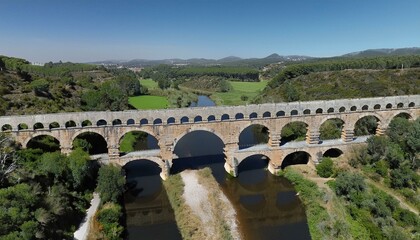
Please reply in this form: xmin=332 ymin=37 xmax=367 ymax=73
xmin=163 ymin=169 xmax=240 ymax=240
xmin=74 ymin=193 xmax=101 ymax=240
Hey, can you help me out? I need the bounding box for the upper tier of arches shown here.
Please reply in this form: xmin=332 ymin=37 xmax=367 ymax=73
xmin=0 ymin=95 xmax=418 ymax=131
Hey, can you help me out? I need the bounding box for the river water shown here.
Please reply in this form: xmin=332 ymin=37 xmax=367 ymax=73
xmin=123 ymin=96 xmax=311 ymax=240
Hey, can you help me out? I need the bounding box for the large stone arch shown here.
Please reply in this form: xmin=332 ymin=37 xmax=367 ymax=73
xmin=348 ymin=112 xmax=384 ymax=130
xmin=323 ymin=148 xmax=344 ymax=158
xmin=22 ymin=132 xmax=60 ymax=148
xmin=71 ymin=128 xmax=107 ymax=144
xmin=238 ymin=122 xmax=270 ymax=149
xmin=173 ymin=126 xmax=226 ymax=147
xmin=116 ymin=127 xmax=160 ymax=144
xmin=319 ymin=115 xmax=347 ymax=128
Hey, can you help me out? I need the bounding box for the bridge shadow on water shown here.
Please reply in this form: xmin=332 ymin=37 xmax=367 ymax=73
xmin=123 ymin=160 xmax=182 ymax=240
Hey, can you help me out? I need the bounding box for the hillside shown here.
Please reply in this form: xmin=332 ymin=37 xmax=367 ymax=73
xmin=0 ymin=56 xmax=145 ymax=115
xmin=256 ymin=68 xmax=420 ymax=103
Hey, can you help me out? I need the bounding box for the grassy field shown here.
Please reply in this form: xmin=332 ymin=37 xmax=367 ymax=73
xmin=139 ymin=78 xmax=159 ymax=90
xmin=128 ymin=95 xmax=169 ymax=109
xmin=211 ymin=80 xmax=268 ymax=105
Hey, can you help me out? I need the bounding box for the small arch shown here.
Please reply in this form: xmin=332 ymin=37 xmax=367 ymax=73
xmin=263 ymin=111 xmax=271 ymax=118
xmin=235 ymin=113 xmax=244 ymax=120
xmin=281 ymin=151 xmax=310 ymax=169
xmin=112 ymin=119 xmax=122 ymax=126
xmin=153 ymin=118 xmax=162 ymax=125
xmin=97 ymin=119 xmax=107 ymax=126
xmin=290 ymin=110 xmax=298 ymax=116
xmin=316 ymin=108 xmax=323 ymax=114
xmin=339 ymin=107 xmax=345 ymax=113
xmin=249 ymin=112 xmax=258 ymax=119
xmin=408 ymin=102 xmax=415 ymax=107
xmin=276 ymin=111 xmax=285 ymax=117
xmin=323 ymin=148 xmax=343 ymax=158
xmin=140 ymin=119 xmax=149 ymax=125
xmin=350 ymin=106 xmax=357 ymax=111
xmin=221 ymin=114 xmax=230 ymax=121
xmin=362 ymin=105 xmax=368 ymax=111
xmin=327 ymin=108 xmax=334 ymax=113
xmin=49 ymin=122 xmax=60 ymax=129
xmin=181 ymin=116 xmax=189 ymax=124
xmin=65 ymin=120 xmax=76 ymax=128
xmin=303 ymin=109 xmax=311 ymax=115
xmin=33 ymin=122 xmax=44 ymax=130
xmin=1 ymin=124 xmax=12 ymax=131
xmin=82 ymin=120 xmax=92 ymax=127
xmin=207 ymin=115 xmax=216 ymax=122
xmin=127 ymin=119 xmax=135 ymax=125
xmin=194 ymin=116 xmax=203 ymax=123
xmin=386 ymin=103 xmax=392 ymax=109
xmin=167 ymin=117 xmax=175 ymax=124
xmin=18 ymin=123 xmax=29 ymax=130
xmin=397 ymin=103 xmax=404 ymax=108
xmin=374 ymin=104 xmax=381 ymax=110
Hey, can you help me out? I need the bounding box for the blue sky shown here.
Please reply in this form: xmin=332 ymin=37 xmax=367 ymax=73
xmin=1 ymin=0 xmax=419 ymax=62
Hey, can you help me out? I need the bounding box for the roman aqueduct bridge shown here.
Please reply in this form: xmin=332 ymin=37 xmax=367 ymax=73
xmin=1 ymin=95 xmax=418 ymax=179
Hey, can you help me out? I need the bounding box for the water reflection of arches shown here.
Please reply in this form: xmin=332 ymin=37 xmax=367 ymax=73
xmin=237 ymin=155 xmax=270 ymax=191
xmin=123 ymin=160 xmax=177 ymax=228
xmin=281 ymin=151 xmax=311 ymax=169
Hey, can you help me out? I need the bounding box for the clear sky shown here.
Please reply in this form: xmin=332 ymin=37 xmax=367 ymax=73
xmin=1 ymin=0 xmax=419 ymax=62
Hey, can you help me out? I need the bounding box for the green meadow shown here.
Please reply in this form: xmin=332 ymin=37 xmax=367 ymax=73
xmin=128 ymin=95 xmax=169 ymax=109
xmin=211 ymin=80 xmax=268 ymax=105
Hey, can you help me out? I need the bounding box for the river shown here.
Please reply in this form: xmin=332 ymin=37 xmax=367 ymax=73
xmin=122 ymin=96 xmax=311 ymax=239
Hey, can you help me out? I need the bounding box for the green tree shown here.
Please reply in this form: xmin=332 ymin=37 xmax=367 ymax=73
xmin=96 ymin=165 xmax=126 ymax=203
xmin=67 ymin=148 xmax=90 ymax=189
xmin=30 ymin=78 xmax=50 ymax=96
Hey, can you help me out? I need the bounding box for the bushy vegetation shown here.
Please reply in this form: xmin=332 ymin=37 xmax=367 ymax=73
xmin=177 ymin=66 xmax=259 ymax=82
xmin=0 ymin=55 xmax=147 ymax=115
xmin=90 ymin=164 xmax=126 ymax=240
xmin=316 ymin=157 xmax=334 ymax=178
xmin=349 ymin=117 xmax=420 ymax=209
xmin=0 ymin=133 xmax=96 ymax=239
xmin=331 ymin=172 xmax=419 ymax=239
xmin=282 ymin=169 xmax=333 ymax=239
xmin=256 ymin=55 xmax=420 ymax=103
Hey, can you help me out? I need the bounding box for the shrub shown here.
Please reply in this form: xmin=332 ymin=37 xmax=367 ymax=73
xmin=97 ymin=202 xmax=123 ymax=240
xmin=316 ymin=157 xmax=334 ymax=178
xmin=334 ymin=172 xmax=366 ymax=198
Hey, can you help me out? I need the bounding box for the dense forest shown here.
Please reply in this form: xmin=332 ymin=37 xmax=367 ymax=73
xmin=0 ymin=56 xmax=146 ymax=115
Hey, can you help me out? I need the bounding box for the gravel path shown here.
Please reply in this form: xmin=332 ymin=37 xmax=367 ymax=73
xmin=181 ymin=171 xmax=214 ymax=236
xmin=181 ymin=170 xmax=241 ymax=240
xmin=74 ymin=193 xmax=100 ymax=240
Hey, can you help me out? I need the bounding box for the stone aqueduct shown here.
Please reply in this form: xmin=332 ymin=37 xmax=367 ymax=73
xmin=0 ymin=95 xmax=419 ymax=179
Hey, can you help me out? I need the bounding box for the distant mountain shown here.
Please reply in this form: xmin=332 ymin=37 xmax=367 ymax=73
xmin=90 ymin=54 xmax=312 ymax=68
xmin=342 ymin=47 xmax=420 ymax=57
xmin=89 ymin=47 xmax=420 ymax=68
